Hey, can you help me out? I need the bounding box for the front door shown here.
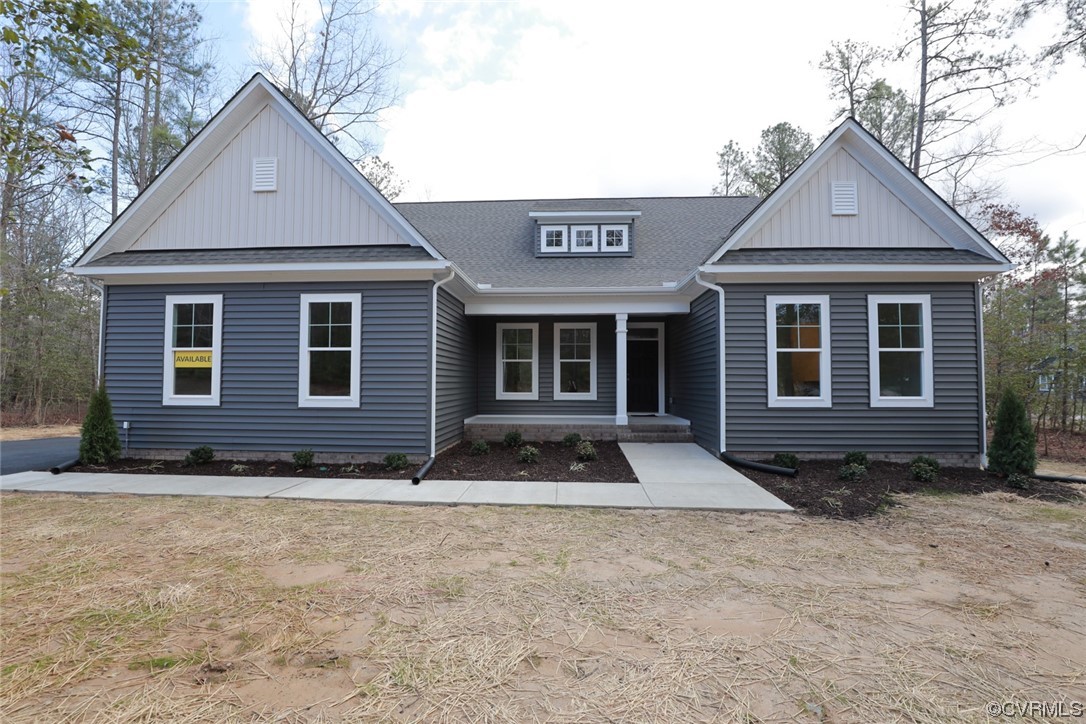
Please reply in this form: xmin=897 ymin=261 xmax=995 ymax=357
xmin=627 ymin=325 xmax=662 ymax=414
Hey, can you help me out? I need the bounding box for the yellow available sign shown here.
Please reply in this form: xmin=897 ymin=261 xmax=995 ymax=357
xmin=174 ymin=351 xmax=213 ymax=368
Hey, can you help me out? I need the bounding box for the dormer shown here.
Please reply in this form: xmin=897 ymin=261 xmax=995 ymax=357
xmin=529 ymin=202 xmax=641 ymax=257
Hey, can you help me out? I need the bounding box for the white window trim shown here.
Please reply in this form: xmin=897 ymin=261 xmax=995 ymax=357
xmin=868 ymin=294 xmax=934 ymax=408
xmin=601 ymin=224 xmax=629 ymax=252
xmin=570 ymin=225 xmax=598 ymax=252
xmin=540 ymin=225 xmax=568 ymax=253
xmin=298 ymin=293 xmax=362 ymax=408
xmin=766 ymin=295 xmax=832 ymax=408
xmin=163 ymin=294 xmax=223 ymax=406
xmin=496 ymin=323 xmax=539 ymax=400
xmin=553 ymin=322 xmax=598 ymax=401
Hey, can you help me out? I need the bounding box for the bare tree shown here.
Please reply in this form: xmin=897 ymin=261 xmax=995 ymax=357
xmin=819 ymin=40 xmax=883 ymax=118
xmin=253 ymin=0 xmax=399 ymax=163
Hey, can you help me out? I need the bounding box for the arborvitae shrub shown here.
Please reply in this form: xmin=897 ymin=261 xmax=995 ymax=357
xmin=988 ymin=389 xmax=1036 ymax=476
xmin=79 ymin=383 xmax=122 ymax=464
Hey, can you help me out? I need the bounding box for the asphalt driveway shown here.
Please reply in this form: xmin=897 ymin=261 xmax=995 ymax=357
xmin=0 ymin=437 xmax=79 ymax=475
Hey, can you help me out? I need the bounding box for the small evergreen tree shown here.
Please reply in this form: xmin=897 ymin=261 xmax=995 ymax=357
xmin=79 ymin=384 xmax=122 ymax=464
xmin=988 ymin=388 xmax=1036 ymax=476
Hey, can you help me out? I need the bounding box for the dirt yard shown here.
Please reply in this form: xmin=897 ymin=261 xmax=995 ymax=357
xmin=0 ymin=424 xmax=81 ymax=442
xmin=1 ymin=491 xmax=1084 ymax=722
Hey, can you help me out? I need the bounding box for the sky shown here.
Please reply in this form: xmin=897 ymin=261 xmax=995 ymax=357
xmin=200 ymin=0 xmax=1085 ymax=239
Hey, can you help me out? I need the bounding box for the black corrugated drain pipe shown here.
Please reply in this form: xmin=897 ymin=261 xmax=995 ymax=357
xmin=1029 ymin=472 xmax=1086 ymax=485
xmin=720 ymin=452 xmax=798 ymax=478
xmin=50 ymin=458 xmax=80 ymax=475
xmin=412 ymin=457 xmax=435 ymax=485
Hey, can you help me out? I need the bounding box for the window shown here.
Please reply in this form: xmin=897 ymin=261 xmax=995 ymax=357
xmin=554 ymin=323 xmax=597 ymax=400
xmin=868 ymin=294 xmax=933 ymax=407
xmin=163 ymin=294 xmax=223 ymax=406
xmin=540 ymin=225 xmax=567 ymax=253
xmin=767 ymin=295 xmax=831 ymax=408
xmin=1038 ymin=374 xmax=1054 ymax=394
xmin=571 ymin=225 xmax=598 ymax=252
xmin=299 ymin=293 xmax=361 ymax=408
xmin=601 ymin=224 xmax=629 ymax=252
xmin=496 ymin=323 xmax=538 ymax=400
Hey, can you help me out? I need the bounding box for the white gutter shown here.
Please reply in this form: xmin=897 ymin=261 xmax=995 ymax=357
xmin=693 ymin=272 xmax=726 ymax=454
xmin=700 ymin=263 xmax=1014 ymax=274
xmin=87 ymin=278 xmax=105 ymax=386
xmin=70 ymin=260 xmax=452 ymax=276
xmin=430 ymin=268 xmax=457 ymax=456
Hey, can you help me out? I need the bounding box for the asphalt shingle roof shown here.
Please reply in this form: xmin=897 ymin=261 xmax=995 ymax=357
xmin=396 ymin=197 xmax=760 ymax=288
xmin=715 ymin=248 xmax=997 ymax=265
xmin=89 ymin=245 xmax=436 ymax=266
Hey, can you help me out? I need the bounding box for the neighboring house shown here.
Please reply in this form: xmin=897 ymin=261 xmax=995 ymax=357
xmin=70 ymin=75 xmax=1013 ymax=466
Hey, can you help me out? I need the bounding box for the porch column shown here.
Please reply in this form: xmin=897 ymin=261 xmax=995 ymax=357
xmin=615 ymin=313 xmax=628 ymax=425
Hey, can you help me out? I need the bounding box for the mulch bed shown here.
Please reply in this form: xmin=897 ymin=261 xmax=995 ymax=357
xmin=429 ymin=440 xmax=638 ymax=483
xmin=743 ymin=459 xmax=1083 ymax=519
xmin=71 ymin=459 xmax=412 ymax=480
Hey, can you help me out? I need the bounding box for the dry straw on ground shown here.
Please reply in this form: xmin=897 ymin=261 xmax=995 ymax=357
xmin=1 ymin=488 xmax=1084 ymax=722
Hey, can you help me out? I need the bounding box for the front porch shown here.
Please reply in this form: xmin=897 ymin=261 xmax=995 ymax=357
xmin=463 ymin=414 xmax=695 ymax=443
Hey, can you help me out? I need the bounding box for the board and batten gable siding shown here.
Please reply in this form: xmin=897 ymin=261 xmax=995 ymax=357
xmin=435 ymin=287 xmax=476 ymax=450
xmin=103 ymin=281 xmax=431 ymax=454
xmin=130 ymin=104 xmax=415 ymax=251
xmin=737 ymin=147 xmax=949 ymax=250
xmin=667 ymin=291 xmax=720 ymax=454
xmin=476 ymin=317 xmax=617 ymax=415
xmin=724 ymin=282 xmax=982 ymax=454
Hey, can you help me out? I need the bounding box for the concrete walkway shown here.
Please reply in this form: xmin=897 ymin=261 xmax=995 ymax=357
xmin=0 ymin=443 xmax=792 ymax=512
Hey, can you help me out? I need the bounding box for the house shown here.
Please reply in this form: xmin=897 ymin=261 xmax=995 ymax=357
xmin=70 ymin=75 xmax=1013 ymax=467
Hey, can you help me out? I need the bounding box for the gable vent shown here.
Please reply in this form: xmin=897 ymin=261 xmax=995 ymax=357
xmin=252 ymin=157 xmax=278 ymax=192
xmin=831 ymin=182 xmax=857 ymax=215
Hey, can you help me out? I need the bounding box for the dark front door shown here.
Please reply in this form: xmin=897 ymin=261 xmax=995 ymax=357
xmin=627 ymin=336 xmax=659 ymax=413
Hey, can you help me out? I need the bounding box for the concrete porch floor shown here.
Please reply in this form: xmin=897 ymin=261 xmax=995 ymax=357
xmin=0 ymin=444 xmax=792 ymax=512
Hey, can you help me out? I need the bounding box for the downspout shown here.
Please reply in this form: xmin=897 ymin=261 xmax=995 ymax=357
xmin=693 ymin=272 xmax=726 ymax=454
xmin=976 ymin=280 xmax=989 ymax=468
xmin=415 ymin=268 xmax=456 ymax=484
xmin=88 ymin=278 xmax=106 ymax=386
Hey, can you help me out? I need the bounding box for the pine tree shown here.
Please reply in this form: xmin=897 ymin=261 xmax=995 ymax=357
xmin=79 ymin=384 xmax=122 ymax=464
xmin=988 ymin=388 xmax=1036 ymax=476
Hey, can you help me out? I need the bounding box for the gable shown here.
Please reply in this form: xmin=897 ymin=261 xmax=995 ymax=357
xmin=74 ymin=75 xmax=442 ymax=267
xmin=130 ymin=103 xmax=412 ymax=251
xmin=736 ymin=147 xmax=949 ymax=250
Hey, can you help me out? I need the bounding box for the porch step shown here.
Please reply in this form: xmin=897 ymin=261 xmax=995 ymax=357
xmin=618 ymin=430 xmax=696 ymax=443
xmin=465 ymin=419 xmax=694 ymax=444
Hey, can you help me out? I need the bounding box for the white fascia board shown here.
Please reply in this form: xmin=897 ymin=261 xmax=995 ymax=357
xmin=528 ymin=210 xmax=642 ymax=218
xmin=699 ymin=263 xmax=1013 ymax=283
xmin=467 ymin=295 xmax=689 ymax=315
xmin=71 ymin=260 xmax=450 ymax=284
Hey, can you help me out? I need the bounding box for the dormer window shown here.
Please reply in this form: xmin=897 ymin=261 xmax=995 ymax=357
xmin=602 ymin=225 xmax=629 ymax=252
xmin=541 ymin=226 xmax=567 ymax=252
xmin=571 ymin=225 xmax=598 ymax=252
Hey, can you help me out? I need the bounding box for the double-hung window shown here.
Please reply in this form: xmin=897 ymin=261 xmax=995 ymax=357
xmin=299 ymin=293 xmax=361 ymax=408
xmin=868 ymin=295 xmax=933 ymax=407
xmin=766 ymin=295 xmax=831 ymax=407
xmin=163 ymin=295 xmax=223 ymax=406
xmin=553 ymin=323 xmax=597 ymax=400
xmin=496 ymin=323 xmax=538 ymax=400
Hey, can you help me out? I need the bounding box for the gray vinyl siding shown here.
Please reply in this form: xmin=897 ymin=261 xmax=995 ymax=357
xmin=668 ymin=291 xmax=720 ymax=453
xmin=723 ymin=282 xmax=982 ymax=454
xmin=477 ymin=317 xmax=616 ymax=414
xmin=435 ymin=287 xmax=476 ymax=450
xmin=103 ymin=281 xmax=431 ymax=454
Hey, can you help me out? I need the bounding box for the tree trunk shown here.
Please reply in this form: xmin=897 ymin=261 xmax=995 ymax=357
xmin=911 ymin=0 xmax=928 ymax=175
xmin=111 ymin=66 xmax=122 ymax=220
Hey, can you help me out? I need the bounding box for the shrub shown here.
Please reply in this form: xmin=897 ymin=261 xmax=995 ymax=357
xmin=843 ymin=451 xmax=869 ymax=469
xmin=1006 ymin=472 xmax=1032 ymax=490
xmin=469 ymin=440 xmax=490 ymax=456
xmin=384 ymin=452 xmax=410 ymax=471
xmin=292 ymin=449 xmax=315 ymax=468
xmin=575 ymin=440 xmax=598 ymax=462
xmin=503 ymin=431 xmax=523 ymax=448
xmin=79 ymin=383 xmax=122 ymax=464
xmin=517 ymin=445 xmax=540 ymax=464
xmin=184 ymin=445 xmax=215 ymax=466
xmin=771 ymin=452 xmax=800 ymax=469
xmin=838 ymin=463 xmax=867 ymax=482
xmin=988 ymin=388 xmax=1037 ymax=476
xmin=562 ymin=432 xmax=583 ymax=447
xmin=909 ymin=455 xmax=940 ymax=483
